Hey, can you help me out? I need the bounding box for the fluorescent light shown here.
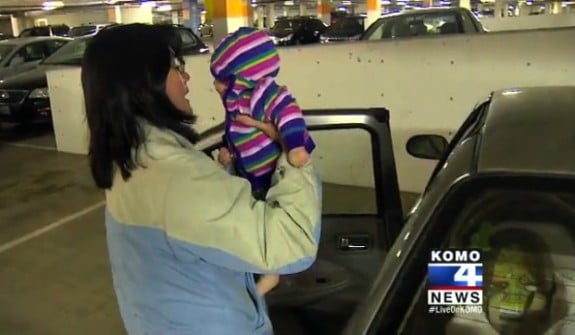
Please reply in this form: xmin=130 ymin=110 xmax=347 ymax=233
xmin=156 ymin=4 xmax=172 ymax=11
xmin=141 ymin=1 xmax=156 ymax=7
xmin=42 ymin=1 xmax=64 ymax=10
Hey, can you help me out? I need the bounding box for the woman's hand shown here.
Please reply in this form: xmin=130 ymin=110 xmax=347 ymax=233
xmin=234 ymin=115 xmax=310 ymax=167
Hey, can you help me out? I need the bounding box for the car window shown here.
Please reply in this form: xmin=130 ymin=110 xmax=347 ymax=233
xmin=460 ymin=11 xmax=479 ymax=33
xmin=0 ymin=44 xmax=15 ymax=62
xmin=379 ymin=179 xmax=575 ymax=335
xmin=364 ymin=12 xmax=460 ymax=40
xmin=44 ymin=40 xmax=68 ymax=55
xmin=11 ymin=42 xmax=46 ymax=65
xmin=51 ymin=25 xmax=69 ymax=36
xmin=69 ymin=25 xmax=97 ymax=37
xmin=178 ymin=29 xmax=198 ymax=48
xmin=310 ymin=128 xmax=376 ymax=214
xmin=42 ymin=38 xmax=89 ymax=65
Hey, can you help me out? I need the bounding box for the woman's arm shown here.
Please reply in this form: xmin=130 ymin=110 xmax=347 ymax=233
xmin=163 ymin=151 xmax=322 ymax=275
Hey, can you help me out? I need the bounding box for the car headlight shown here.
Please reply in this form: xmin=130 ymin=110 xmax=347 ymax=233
xmin=278 ymin=34 xmax=293 ymax=43
xmin=29 ymin=87 xmax=49 ymax=99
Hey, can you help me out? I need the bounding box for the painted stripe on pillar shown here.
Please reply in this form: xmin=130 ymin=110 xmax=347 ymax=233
xmin=107 ymin=7 xmax=116 ymax=22
xmin=205 ymin=0 xmax=214 ymax=22
xmin=317 ymin=2 xmax=330 ymax=14
xmin=367 ymin=0 xmax=379 ymax=11
xmin=214 ymin=0 xmax=248 ymax=18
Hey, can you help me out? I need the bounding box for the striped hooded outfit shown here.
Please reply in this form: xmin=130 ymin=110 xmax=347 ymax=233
xmin=210 ymin=27 xmax=315 ymax=197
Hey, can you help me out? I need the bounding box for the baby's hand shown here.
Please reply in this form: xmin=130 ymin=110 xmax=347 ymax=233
xmin=288 ymin=147 xmax=310 ymax=167
xmin=218 ymin=147 xmax=233 ymax=168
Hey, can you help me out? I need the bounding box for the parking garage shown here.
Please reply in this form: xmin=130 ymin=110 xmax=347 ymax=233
xmin=1 ymin=0 xmax=575 ymax=334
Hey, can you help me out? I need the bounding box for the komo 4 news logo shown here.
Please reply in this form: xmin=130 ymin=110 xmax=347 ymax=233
xmin=427 ymin=248 xmax=484 ymax=314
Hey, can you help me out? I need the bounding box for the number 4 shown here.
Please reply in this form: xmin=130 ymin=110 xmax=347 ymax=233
xmin=454 ymin=265 xmax=482 ymax=286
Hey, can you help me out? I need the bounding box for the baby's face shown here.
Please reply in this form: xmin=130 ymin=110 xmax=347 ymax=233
xmin=213 ymin=80 xmax=228 ymax=98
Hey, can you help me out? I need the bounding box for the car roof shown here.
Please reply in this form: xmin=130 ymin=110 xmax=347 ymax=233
xmin=380 ymin=6 xmax=466 ymax=19
xmin=0 ymin=36 xmax=70 ymax=45
xmin=477 ymin=86 xmax=575 ymax=175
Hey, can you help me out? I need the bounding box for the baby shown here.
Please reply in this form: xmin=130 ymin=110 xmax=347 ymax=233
xmin=210 ymin=27 xmax=316 ymax=295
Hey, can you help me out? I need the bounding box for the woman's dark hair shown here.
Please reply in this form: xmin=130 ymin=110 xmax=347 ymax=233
xmin=82 ymin=23 xmax=199 ymax=189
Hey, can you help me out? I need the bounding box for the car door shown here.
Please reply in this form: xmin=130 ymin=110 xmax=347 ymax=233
xmin=199 ymin=108 xmax=404 ymax=334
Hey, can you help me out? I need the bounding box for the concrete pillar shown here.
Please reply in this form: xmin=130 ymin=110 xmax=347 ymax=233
xmin=212 ymin=0 xmax=249 ymax=45
xmin=299 ymin=2 xmax=307 ymax=15
xmin=256 ymin=6 xmax=265 ymax=29
xmin=366 ymin=0 xmax=381 ymax=28
xmin=265 ymin=4 xmax=274 ymax=27
xmin=459 ymin=0 xmax=470 ymax=10
xmin=10 ymin=15 xmax=24 ymax=36
xmin=494 ymin=0 xmax=505 ymax=18
xmin=107 ymin=5 xmax=123 ymax=23
xmin=171 ymin=11 xmax=179 ymax=24
xmin=183 ymin=0 xmax=201 ymax=34
xmin=317 ymin=0 xmax=331 ymax=24
xmin=550 ymin=1 xmax=562 ymax=14
xmin=116 ymin=5 xmax=153 ymax=24
xmin=205 ymin=0 xmax=214 ymax=23
xmin=246 ymin=4 xmax=254 ymax=27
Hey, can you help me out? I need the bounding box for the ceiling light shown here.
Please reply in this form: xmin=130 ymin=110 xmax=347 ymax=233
xmin=42 ymin=1 xmax=64 ymax=10
xmin=156 ymin=4 xmax=172 ymax=11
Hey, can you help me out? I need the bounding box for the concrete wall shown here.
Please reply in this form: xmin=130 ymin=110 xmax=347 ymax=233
xmin=481 ymin=12 xmax=575 ymax=31
xmin=35 ymin=8 xmax=110 ymax=26
xmin=47 ymin=27 xmax=575 ymax=194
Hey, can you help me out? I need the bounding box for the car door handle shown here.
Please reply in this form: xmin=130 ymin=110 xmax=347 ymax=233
xmin=337 ymin=234 xmax=370 ymax=251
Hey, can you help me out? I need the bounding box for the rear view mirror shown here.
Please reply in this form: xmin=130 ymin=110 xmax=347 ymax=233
xmin=406 ymin=134 xmax=448 ymax=160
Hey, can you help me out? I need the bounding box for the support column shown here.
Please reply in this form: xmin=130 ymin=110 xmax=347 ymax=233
xmin=213 ymin=0 xmax=249 ymax=45
xmin=494 ymin=0 xmax=505 ymax=18
xmin=205 ymin=0 xmax=214 ymax=23
xmin=317 ymin=0 xmax=331 ymax=24
xmin=256 ymin=6 xmax=265 ymax=29
xmin=299 ymin=2 xmax=307 ymax=15
xmin=107 ymin=5 xmax=123 ymax=23
xmin=10 ymin=15 xmax=27 ymax=36
xmin=246 ymin=4 xmax=254 ymax=27
xmin=183 ymin=0 xmax=201 ymax=34
xmin=459 ymin=0 xmax=470 ymax=10
xmin=266 ymin=4 xmax=275 ymax=27
xmin=366 ymin=0 xmax=381 ymax=28
xmin=118 ymin=5 xmax=153 ymax=24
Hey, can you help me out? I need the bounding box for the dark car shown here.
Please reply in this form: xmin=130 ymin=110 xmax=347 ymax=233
xmin=361 ymin=7 xmax=486 ymax=41
xmin=197 ymin=86 xmax=575 ymax=335
xmin=0 ymin=36 xmax=70 ymax=80
xmin=0 ymin=25 xmax=209 ymax=125
xmin=320 ymin=15 xmax=366 ymax=43
xmin=269 ymin=16 xmax=328 ymax=46
xmin=18 ymin=24 xmax=70 ymax=38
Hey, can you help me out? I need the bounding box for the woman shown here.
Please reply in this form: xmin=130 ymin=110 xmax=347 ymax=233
xmin=81 ymin=23 xmax=322 ymax=335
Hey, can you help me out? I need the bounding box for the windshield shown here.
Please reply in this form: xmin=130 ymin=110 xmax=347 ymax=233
xmin=327 ymin=17 xmax=364 ymax=33
xmin=42 ymin=37 xmax=90 ymax=65
xmin=69 ymin=26 xmax=97 ymax=37
xmin=0 ymin=44 xmax=15 ymax=62
xmin=272 ymin=19 xmax=303 ymax=33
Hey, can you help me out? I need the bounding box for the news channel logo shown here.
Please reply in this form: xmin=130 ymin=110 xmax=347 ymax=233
xmin=427 ymin=249 xmax=483 ymax=314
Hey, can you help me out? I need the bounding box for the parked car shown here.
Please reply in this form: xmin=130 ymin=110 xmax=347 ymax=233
xmin=0 ymin=36 xmax=70 ymax=80
xmin=68 ymin=23 xmax=118 ymax=38
xmin=269 ymin=16 xmax=328 ymax=46
xmin=18 ymin=24 xmax=70 ymax=38
xmin=361 ymin=7 xmax=486 ymax=41
xmin=320 ymin=15 xmax=366 ymax=43
xmin=0 ymin=25 xmax=208 ymax=125
xmin=0 ymin=33 xmax=13 ymax=41
xmin=198 ymin=23 xmax=213 ymax=38
xmin=197 ymin=86 xmax=575 ymax=335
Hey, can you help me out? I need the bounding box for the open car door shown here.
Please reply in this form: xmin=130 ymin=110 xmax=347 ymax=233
xmin=198 ymin=108 xmax=405 ymax=334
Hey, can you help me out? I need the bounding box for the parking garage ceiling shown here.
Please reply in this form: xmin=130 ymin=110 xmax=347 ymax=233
xmin=0 ymin=0 xmax=186 ymax=13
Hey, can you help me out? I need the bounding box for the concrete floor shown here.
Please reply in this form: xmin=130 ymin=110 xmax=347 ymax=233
xmin=0 ymin=123 xmax=419 ymax=335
